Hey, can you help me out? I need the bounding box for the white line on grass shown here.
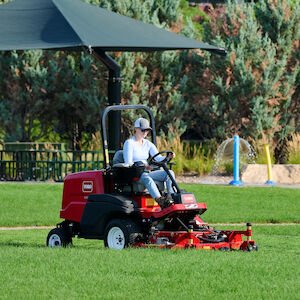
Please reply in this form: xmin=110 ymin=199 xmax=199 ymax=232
xmin=0 ymin=226 xmax=53 ymax=231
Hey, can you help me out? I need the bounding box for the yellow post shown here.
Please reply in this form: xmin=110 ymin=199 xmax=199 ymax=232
xmin=264 ymin=144 xmax=275 ymax=185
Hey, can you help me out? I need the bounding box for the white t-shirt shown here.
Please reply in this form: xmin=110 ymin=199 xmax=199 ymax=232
xmin=123 ymin=136 xmax=163 ymax=166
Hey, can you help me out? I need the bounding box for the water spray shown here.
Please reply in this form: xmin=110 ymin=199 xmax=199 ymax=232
xmin=213 ymin=135 xmax=255 ymax=184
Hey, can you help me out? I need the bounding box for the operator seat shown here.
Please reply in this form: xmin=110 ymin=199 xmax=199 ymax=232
xmin=112 ymin=150 xmax=164 ymax=193
xmin=112 ymin=150 xmax=126 ymax=165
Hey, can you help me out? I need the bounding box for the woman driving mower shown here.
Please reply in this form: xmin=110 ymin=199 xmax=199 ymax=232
xmin=123 ymin=117 xmax=175 ymax=208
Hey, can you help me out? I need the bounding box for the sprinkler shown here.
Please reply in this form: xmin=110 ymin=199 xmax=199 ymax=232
xmin=213 ymin=135 xmax=255 ymax=183
xmin=229 ymin=135 xmax=243 ymax=186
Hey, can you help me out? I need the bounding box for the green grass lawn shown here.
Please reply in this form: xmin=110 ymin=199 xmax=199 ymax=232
xmin=0 ymin=183 xmax=62 ymax=226
xmin=181 ymin=184 xmax=300 ymax=224
xmin=0 ymin=226 xmax=299 ymax=299
xmin=0 ymin=183 xmax=300 ymax=299
xmin=0 ymin=183 xmax=299 ymax=227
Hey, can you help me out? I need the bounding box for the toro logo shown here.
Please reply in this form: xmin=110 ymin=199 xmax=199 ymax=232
xmin=82 ymin=181 xmax=93 ymax=193
xmin=181 ymin=194 xmax=196 ymax=204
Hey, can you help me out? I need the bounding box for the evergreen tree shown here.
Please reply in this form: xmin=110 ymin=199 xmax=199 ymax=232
xmin=45 ymin=51 xmax=105 ymax=150
xmin=183 ymin=0 xmax=300 ymax=163
xmin=0 ymin=50 xmax=51 ymax=142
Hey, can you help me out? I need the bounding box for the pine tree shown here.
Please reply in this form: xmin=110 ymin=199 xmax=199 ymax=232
xmin=183 ymin=0 xmax=300 ymax=163
xmin=0 ymin=50 xmax=51 ymax=141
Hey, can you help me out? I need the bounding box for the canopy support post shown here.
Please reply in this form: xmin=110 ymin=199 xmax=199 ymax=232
xmin=93 ymin=48 xmax=121 ymax=158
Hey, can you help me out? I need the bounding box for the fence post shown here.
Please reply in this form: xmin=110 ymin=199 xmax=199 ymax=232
xmin=264 ymin=144 xmax=275 ymax=185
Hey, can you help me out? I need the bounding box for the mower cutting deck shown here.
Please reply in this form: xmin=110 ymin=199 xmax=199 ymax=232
xmin=47 ymin=105 xmax=257 ymax=251
xmin=134 ymin=204 xmax=256 ymax=251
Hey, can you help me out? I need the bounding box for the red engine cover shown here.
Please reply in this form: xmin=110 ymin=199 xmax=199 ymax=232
xmin=60 ymin=170 xmax=105 ymax=222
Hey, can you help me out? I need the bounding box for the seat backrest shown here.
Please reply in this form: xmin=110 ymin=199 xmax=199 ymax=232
xmin=113 ymin=150 xmax=124 ymax=165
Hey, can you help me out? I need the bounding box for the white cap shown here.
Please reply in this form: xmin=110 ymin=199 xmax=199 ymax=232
xmin=134 ymin=118 xmax=152 ymax=131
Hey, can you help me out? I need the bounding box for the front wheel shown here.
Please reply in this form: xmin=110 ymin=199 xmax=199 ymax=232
xmin=104 ymin=219 xmax=142 ymax=250
xmin=46 ymin=227 xmax=72 ymax=248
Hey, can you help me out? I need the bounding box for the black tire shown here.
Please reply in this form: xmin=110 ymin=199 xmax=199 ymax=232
xmin=245 ymin=243 xmax=258 ymax=252
xmin=46 ymin=227 xmax=72 ymax=248
xmin=104 ymin=219 xmax=142 ymax=250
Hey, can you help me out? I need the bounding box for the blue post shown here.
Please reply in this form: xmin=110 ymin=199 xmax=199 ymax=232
xmin=229 ymin=135 xmax=243 ymax=186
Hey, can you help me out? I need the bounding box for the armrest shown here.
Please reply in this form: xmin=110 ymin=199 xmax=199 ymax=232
xmin=113 ymin=163 xmax=131 ymax=168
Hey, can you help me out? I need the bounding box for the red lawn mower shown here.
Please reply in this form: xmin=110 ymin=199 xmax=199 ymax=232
xmin=47 ymin=105 xmax=257 ymax=251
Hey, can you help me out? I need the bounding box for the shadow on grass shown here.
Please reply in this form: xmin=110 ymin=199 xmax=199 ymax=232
xmin=0 ymin=241 xmax=45 ymax=248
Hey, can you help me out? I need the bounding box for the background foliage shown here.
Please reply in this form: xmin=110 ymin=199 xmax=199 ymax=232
xmin=182 ymin=0 xmax=300 ymax=163
xmin=0 ymin=0 xmax=300 ymax=163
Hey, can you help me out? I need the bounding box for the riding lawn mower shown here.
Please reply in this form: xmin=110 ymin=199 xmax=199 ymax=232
xmin=47 ymin=105 xmax=257 ymax=251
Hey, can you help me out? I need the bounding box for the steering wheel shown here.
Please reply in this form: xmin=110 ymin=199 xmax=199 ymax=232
xmin=148 ymin=150 xmax=174 ymax=167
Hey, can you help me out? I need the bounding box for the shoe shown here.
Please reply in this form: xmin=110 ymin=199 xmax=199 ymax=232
xmin=156 ymin=195 xmax=174 ymax=209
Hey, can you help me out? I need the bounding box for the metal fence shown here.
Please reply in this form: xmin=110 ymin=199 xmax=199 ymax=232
xmin=0 ymin=150 xmax=104 ymax=182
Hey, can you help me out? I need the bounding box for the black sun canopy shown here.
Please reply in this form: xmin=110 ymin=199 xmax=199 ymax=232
xmin=0 ymin=0 xmax=226 ymax=153
xmin=0 ymin=0 xmax=226 ymax=54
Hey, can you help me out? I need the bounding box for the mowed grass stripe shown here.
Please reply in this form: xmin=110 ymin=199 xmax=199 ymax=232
xmin=1 ymin=183 xmax=299 ymax=226
xmin=0 ymin=226 xmax=299 ymax=299
xmin=181 ymin=184 xmax=300 ymax=224
xmin=1 ymin=183 xmax=300 ymax=299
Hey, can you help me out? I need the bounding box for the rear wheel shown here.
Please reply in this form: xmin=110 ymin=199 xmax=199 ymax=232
xmin=104 ymin=219 xmax=142 ymax=250
xmin=46 ymin=227 xmax=72 ymax=248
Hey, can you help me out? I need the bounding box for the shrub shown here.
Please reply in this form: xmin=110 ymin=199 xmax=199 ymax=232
xmin=157 ymin=133 xmax=216 ymax=175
